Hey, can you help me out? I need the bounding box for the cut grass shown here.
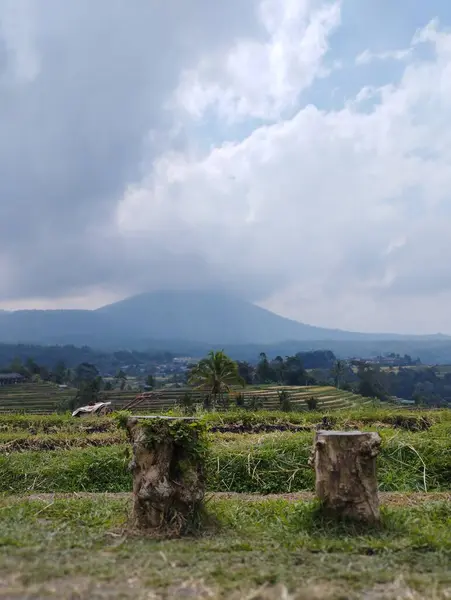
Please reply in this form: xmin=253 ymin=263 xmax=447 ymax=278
xmin=0 ymin=431 xmax=126 ymax=452
xmin=0 ymin=413 xmax=115 ymax=432
xmin=0 ymin=494 xmax=449 ymax=598
xmin=1 ymin=407 xmax=449 ymax=433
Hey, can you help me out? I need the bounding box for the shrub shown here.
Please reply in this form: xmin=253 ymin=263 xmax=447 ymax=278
xmin=234 ymin=393 xmax=245 ymax=408
xmin=278 ymin=390 xmax=292 ymax=412
xmin=246 ymin=396 xmax=264 ymax=411
xmin=306 ymin=396 xmax=318 ymax=411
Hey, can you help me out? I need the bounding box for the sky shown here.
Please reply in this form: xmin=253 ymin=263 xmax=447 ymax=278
xmin=1 ymin=0 xmax=451 ymax=334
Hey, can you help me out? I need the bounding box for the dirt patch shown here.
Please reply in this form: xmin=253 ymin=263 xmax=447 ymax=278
xmin=209 ymin=423 xmax=312 ymax=434
xmin=11 ymin=491 xmax=451 ymax=507
xmin=0 ymin=435 xmax=124 ymax=453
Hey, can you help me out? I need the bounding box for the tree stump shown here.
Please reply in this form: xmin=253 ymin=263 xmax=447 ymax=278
xmin=125 ymin=416 xmax=207 ymax=534
xmin=312 ymin=430 xmax=381 ymax=524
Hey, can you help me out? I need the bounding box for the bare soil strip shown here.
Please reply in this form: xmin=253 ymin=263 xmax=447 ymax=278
xmin=5 ymin=491 xmax=450 ymax=506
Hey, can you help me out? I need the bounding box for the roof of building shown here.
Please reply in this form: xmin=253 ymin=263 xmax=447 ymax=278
xmin=0 ymin=372 xmax=25 ymax=379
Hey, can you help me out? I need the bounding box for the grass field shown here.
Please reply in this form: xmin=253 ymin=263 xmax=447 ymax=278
xmin=1 ymin=407 xmax=450 ymax=598
xmin=0 ymin=382 xmax=77 ymax=414
xmin=0 ymin=493 xmax=450 ymax=599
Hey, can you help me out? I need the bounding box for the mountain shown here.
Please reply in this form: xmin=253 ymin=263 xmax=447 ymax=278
xmin=0 ymin=290 xmax=448 ymax=348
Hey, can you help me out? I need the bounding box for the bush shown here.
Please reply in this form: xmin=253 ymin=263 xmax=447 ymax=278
xmin=246 ymin=396 xmax=264 ymax=411
xmin=306 ymin=396 xmax=318 ymax=411
xmin=278 ymin=390 xmax=292 ymax=412
xmin=234 ymin=393 xmax=245 ymax=408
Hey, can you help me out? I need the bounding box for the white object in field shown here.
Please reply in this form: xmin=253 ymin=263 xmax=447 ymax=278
xmin=71 ymin=401 xmax=112 ymax=417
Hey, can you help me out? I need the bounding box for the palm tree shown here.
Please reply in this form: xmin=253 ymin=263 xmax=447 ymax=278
xmin=331 ymin=359 xmax=347 ymax=389
xmin=188 ymin=350 xmax=245 ymax=409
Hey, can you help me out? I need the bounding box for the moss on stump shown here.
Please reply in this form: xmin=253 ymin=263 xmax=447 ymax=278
xmin=125 ymin=416 xmax=207 ymax=535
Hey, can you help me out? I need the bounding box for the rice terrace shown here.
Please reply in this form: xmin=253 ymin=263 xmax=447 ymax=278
xmin=0 ymin=373 xmax=450 ymax=599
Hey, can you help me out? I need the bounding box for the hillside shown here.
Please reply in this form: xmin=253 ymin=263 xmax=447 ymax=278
xmin=0 ymin=382 xmax=370 ymax=414
xmin=111 ymin=385 xmax=371 ymax=413
xmin=0 ymin=290 xmax=448 ymax=349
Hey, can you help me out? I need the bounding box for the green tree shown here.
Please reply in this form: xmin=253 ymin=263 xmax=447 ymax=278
xmin=331 ymin=359 xmax=347 ymax=389
xmin=356 ymin=362 xmax=390 ymax=402
xmin=255 ymin=352 xmax=276 ymax=384
xmin=9 ymin=357 xmax=27 ymax=377
xmin=53 ymin=360 xmax=67 ymax=385
xmin=115 ymin=369 xmax=127 ymax=391
xmin=75 ymin=363 xmax=99 ymax=383
xmin=237 ymin=361 xmax=254 ymax=385
xmin=145 ymin=374 xmax=155 ymax=389
xmin=72 ymin=376 xmax=102 ymax=410
xmin=25 ymin=358 xmax=40 ymax=376
xmin=278 ymin=389 xmax=292 ymax=412
xmin=273 ymin=356 xmax=285 ymax=383
xmin=188 ymin=350 xmax=244 ymax=410
xmin=283 ymin=354 xmax=308 ymax=386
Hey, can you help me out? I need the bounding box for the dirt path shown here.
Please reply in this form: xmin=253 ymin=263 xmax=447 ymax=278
xmin=4 ymin=491 xmax=450 ymax=507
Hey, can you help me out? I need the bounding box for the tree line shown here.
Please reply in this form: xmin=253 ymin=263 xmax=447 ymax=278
xmin=1 ymin=348 xmax=450 ymax=409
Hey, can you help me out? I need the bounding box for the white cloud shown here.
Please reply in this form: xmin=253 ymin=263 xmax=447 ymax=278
xmin=118 ymin=19 xmax=451 ymax=334
xmin=173 ymin=0 xmax=341 ymax=122
xmin=355 ymin=47 xmax=412 ymax=66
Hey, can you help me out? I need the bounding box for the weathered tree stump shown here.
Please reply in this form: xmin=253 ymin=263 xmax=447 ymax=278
xmin=125 ymin=416 xmax=207 ymax=534
xmin=312 ymin=430 xmax=381 ymax=524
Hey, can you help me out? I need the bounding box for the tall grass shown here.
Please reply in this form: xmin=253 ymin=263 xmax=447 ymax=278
xmin=1 ymin=424 xmax=449 ymax=494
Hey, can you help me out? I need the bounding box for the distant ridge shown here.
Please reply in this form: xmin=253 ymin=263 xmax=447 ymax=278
xmin=0 ymin=290 xmax=448 ymax=347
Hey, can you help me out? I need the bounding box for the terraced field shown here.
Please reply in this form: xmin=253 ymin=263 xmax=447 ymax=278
xmin=0 ymin=383 xmax=371 ymax=414
xmin=105 ymin=385 xmax=372 ymax=412
xmin=0 ymin=383 xmax=76 ymax=414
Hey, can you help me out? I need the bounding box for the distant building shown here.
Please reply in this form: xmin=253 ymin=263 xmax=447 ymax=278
xmin=0 ymin=373 xmax=25 ymax=386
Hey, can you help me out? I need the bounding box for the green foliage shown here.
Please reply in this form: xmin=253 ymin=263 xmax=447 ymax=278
xmin=188 ymin=350 xmax=244 ymax=409
xmin=246 ymin=395 xmax=264 ymax=411
xmin=234 ymin=392 xmax=246 ymax=408
xmin=306 ymin=396 xmax=318 ymax=411
xmin=356 ymin=361 xmax=391 ymax=402
xmin=254 ymin=352 xmax=327 ymax=386
xmin=277 ymin=390 xmax=292 ymax=412
xmin=139 ymin=418 xmax=208 ymax=462
xmin=114 ymin=410 xmax=131 ymax=431
xmin=74 ymin=362 xmax=99 ymax=383
xmin=331 ymin=359 xmax=348 ymax=389
xmin=180 ymin=392 xmax=195 ymax=415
